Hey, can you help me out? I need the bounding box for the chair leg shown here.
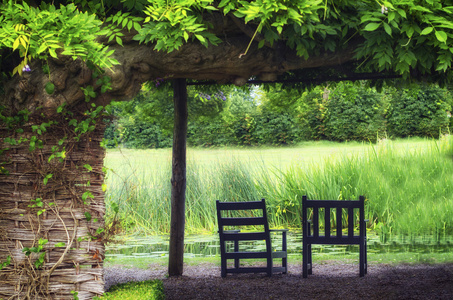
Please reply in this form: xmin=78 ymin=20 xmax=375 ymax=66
xmin=302 ymin=241 xmax=308 ymax=278
xmin=282 ymin=256 xmax=287 ymax=274
xmin=221 ymin=257 xmax=226 ymax=278
xmin=267 ymin=257 xmax=273 ymax=277
xmin=234 ymin=240 xmax=239 ymax=269
xmin=308 ymin=244 xmax=312 ymax=275
xmin=364 ymin=237 xmax=368 ymax=275
xmin=282 ymin=231 xmax=287 ymax=274
xmin=359 ymin=240 xmax=365 ymax=277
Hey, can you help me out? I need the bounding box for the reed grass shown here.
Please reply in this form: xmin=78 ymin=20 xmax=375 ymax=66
xmin=104 ymin=137 xmax=453 ymax=239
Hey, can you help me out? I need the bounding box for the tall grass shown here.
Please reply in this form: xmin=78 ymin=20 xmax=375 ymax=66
xmin=104 ymin=137 xmax=453 ymax=238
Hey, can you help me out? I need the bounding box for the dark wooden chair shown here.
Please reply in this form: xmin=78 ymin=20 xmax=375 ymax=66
xmin=302 ymin=195 xmax=367 ymax=278
xmin=216 ymin=199 xmax=288 ymax=277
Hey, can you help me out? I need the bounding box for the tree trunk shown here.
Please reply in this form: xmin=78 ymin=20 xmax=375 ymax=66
xmin=168 ymin=78 xmax=188 ymax=276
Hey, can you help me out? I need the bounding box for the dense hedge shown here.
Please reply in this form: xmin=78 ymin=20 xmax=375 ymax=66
xmin=323 ymin=83 xmax=386 ymax=142
xmin=105 ymin=83 xmax=452 ymax=148
xmin=387 ymin=86 xmax=451 ymax=138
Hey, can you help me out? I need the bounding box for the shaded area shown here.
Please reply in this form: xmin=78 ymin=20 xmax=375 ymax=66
xmin=105 ymin=262 xmax=453 ymax=299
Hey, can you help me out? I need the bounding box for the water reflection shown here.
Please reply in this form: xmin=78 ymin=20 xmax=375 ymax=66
xmin=105 ymin=233 xmax=453 ymax=260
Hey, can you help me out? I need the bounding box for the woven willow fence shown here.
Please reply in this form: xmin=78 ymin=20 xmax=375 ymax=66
xmin=0 ymin=120 xmax=106 ymax=299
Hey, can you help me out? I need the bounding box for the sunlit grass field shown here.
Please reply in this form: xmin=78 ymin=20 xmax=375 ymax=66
xmin=103 ymin=137 xmax=453 ymax=239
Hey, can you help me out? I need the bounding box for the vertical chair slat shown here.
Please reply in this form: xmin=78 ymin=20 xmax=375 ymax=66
xmin=313 ymin=207 xmax=319 ymax=238
xmin=348 ymin=207 xmax=354 ymax=237
xmin=325 ymin=208 xmax=330 ymax=238
xmin=336 ymin=208 xmax=342 ymax=238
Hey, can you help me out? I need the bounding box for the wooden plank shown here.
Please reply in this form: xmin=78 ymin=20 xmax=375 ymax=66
xmin=222 ymin=232 xmax=268 ymax=241
xmin=221 ymin=217 xmax=266 ymax=226
xmin=225 ymin=267 xmax=269 ymax=274
xmin=304 ymin=236 xmax=361 ymax=245
xmin=305 ymin=200 xmax=362 ymax=209
xmin=225 ymin=252 xmax=268 ymax=259
xmin=216 ymin=200 xmax=265 ymax=211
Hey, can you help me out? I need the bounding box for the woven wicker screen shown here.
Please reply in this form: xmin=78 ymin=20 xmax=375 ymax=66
xmin=0 ymin=122 xmax=106 ymax=300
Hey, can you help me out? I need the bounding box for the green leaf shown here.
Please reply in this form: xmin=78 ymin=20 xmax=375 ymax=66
xmin=383 ymin=23 xmax=392 ymax=36
xmin=435 ymin=31 xmax=448 ymax=43
xmin=218 ymin=0 xmax=229 ymax=8
xmin=115 ymin=36 xmax=123 ymax=46
xmin=195 ymin=34 xmax=206 ymax=43
xmin=364 ymin=23 xmax=380 ymax=31
xmin=45 ymin=82 xmax=55 ymax=95
xmin=111 ymin=202 xmax=119 ymax=214
xmin=83 ymin=164 xmax=93 ymax=171
xmin=84 ymin=212 xmax=92 ymax=221
xmin=397 ymin=8 xmax=406 ymax=19
xmin=420 ymin=27 xmax=434 ymax=35
xmin=54 ymin=242 xmax=66 ymax=247
xmin=43 ymin=174 xmax=53 ymax=185
xmin=49 ymin=48 xmax=58 ymax=58
xmin=37 ymin=43 xmax=47 ymax=54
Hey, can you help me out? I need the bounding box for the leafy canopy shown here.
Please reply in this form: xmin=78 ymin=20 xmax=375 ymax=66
xmin=1 ymin=0 xmax=453 ymax=82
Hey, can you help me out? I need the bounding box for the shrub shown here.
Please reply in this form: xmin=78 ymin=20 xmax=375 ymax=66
xmin=323 ymin=83 xmax=386 ymax=142
xmin=121 ymin=120 xmax=172 ymax=149
xmin=95 ymin=280 xmax=165 ymax=300
xmin=253 ymin=111 xmax=303 ymax=145
xmin=187 ymin=117 xmax=235 ymax=146
xmin=232 ymin=113 xmax=257 ymax=145
xmin=301 ymin=88 xmax=328 ymax=140
xmin=387 ymin=85 xmax=451 ymax=138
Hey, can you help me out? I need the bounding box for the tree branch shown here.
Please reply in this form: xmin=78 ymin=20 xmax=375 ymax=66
xmin=228 ymin=14 xmax=272 ymax=49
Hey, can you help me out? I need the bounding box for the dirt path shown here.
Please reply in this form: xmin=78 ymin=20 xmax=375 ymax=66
xmin=105 ymin=262 xmax=453 ymax=299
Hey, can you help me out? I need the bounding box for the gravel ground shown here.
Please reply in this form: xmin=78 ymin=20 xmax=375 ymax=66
xmin=105 ymin=262 xmax=453 ymax=299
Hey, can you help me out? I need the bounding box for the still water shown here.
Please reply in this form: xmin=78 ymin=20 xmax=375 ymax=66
xmin=105 ymin=233 xmax=453 ymax=260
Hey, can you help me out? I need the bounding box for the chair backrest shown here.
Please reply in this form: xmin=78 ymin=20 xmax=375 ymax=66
xmin=302 ymin=195 xmax=365 ymax=245
xmin=216 ymin=199 xmax=271 ymax=251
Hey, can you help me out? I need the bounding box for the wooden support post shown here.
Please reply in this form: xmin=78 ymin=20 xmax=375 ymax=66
xmin=168 ymin=78 xmax=188 ymax=276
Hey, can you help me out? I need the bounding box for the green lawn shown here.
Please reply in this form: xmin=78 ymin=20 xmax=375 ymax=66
xmin=104 ymin=138 xmax=431 ymax=173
